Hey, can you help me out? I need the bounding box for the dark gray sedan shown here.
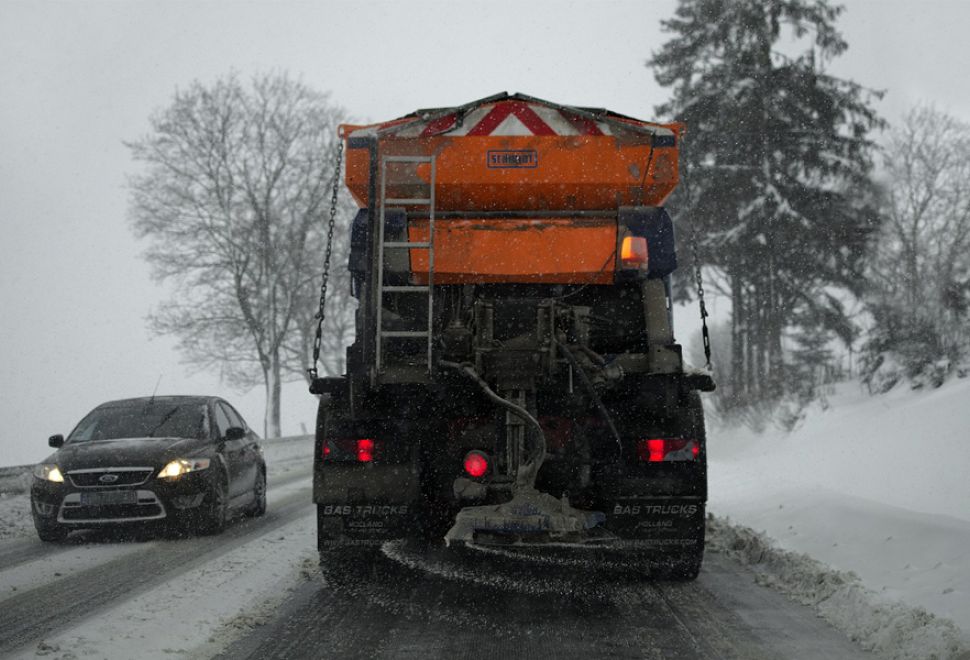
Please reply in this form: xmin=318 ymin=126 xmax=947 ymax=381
xmin=30 ymin=395 xmax=266 ymax=541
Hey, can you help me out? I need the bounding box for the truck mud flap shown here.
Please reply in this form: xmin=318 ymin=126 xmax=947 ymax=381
xmin=600 ymin=497 xmax=705 ymax=551
xmin=317 ymin=503 xmax=418 ymax=547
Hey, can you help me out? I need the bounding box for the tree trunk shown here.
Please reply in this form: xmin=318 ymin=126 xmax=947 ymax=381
xmin=730 ymin=265 xmax=745 ymax=407
xmin=263 ymin=349 xmax=283 ymax=438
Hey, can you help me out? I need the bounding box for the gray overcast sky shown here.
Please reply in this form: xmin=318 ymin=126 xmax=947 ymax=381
xmin=2 ymin=0 xmax=969 ymax=464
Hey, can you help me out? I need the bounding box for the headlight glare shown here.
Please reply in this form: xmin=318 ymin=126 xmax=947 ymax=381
xmin=33 ymin=464 xmax=65 ymax=483
xmin=158 ymin=458 xmax=211 ymax=479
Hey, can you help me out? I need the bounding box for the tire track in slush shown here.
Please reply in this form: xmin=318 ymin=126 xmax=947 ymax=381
xmin=218 ymin=542 xmax=871 ymax=660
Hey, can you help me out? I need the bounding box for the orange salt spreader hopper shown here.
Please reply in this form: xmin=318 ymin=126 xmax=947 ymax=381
xmin=340 ymin=92 xmax=684 ymax=285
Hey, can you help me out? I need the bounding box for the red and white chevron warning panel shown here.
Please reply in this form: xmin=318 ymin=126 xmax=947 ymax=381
xmin=404 ymin=100 xmax=609 ymax=137
xmin=343 ymin=93 xmax=678 ymax=143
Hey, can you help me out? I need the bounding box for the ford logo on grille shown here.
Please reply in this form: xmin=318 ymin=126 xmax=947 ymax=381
xmin=99 ymin=474 xmax=119 ymax=483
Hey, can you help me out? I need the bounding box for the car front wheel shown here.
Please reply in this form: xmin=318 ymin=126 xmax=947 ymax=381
xmin=246 ymin=468 xmax=266 ymax=518
xmin=199 ymin=472 xmax=229 ymax=535
xmin=35 ymin=521 xmax=69 ymax=543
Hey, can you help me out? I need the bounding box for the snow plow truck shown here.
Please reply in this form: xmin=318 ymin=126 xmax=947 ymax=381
xmin=309 ymin=92 xmax=715 ymax=579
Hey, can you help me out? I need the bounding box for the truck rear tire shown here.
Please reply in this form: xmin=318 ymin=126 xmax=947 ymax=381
xmin=666 ymin=391 xmax=706 ymax=580
xmin=319 ymin=543 xmax=384 ymax=589
xmin=664 ymin=510 xmax=706 ymax=581
xmin=670 ymin=548 xmax=704 ymax=581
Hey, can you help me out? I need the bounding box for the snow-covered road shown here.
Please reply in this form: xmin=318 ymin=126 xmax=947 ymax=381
xmin=0 ymin=438 xmax=318 ymax=659
xmin=2 ymin=379 xmax=969 ymax=660
xmin=214 ymin=541 xmax=874 ymax=660
xmin=0 ymin=434 xmax=871 ymax=660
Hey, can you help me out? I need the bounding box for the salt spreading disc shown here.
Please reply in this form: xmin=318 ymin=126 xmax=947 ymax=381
xmin=444 ymin=487 xmax=606 ymax=546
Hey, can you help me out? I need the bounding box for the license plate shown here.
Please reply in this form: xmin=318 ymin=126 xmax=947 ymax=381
xmin=81 ymin=491 xmax=137 ymax=507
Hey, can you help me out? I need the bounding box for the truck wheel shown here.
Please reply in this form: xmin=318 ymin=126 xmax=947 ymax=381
xmin=669 ymin=547 xmax=704 ymax=581
xmin=319 ymin=544 xmax=383 ymax=589
xmin=673 ymin=390 xmax=707 ymax=581
xmin=418 ymin=499 xmax=454 ymax=543
xmin=667 ymin=522 xmax=706 ymax=581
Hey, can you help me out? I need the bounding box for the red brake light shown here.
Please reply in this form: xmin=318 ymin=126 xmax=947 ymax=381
xmin=645 ymin=439 xmax=665 ymax=462
xmin=357 ymin=438 xmax=375 ymax=463
xmin=637 ymin=438 xmax=698 ymax=462
xmin=463 ymin=451 xmax=489 ymax=478
xmin=323 ymin=437 xmax=381 ymax=463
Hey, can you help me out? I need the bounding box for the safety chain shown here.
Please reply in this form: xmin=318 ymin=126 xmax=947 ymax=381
xmin=680 ymin=147 xmax=712 ymax=371
xmin=308 ymin=139 xmax=344 ymax=381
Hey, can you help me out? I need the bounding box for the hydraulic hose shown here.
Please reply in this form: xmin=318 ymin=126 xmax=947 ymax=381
xmin=556 ymin=343 xmax=624 ymax=453
xmin=439 ymin=360 xmax=547 ymax=489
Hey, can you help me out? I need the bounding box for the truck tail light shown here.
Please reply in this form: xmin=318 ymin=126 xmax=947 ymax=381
xmin=620 ymin=235 xmax=648 ymax=269
xmin=637 ymin=438 xmax=699 ymax=462
xmin=463 ymin=450 xmax=490 ymax=478
xmin=356 ymin=438 xmax=375 ymax=462
xmin=323 ymin=438 xmax=381 ymax=463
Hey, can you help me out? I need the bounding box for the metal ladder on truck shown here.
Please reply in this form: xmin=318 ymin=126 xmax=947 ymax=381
xmin=374 ymin=155 xmax=436 ymax=376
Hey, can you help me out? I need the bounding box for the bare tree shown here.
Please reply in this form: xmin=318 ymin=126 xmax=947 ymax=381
xmin=128 ymin=72 xmax=349 ymax=437
xmin=284 ymin=194 xmax=358 ymax=382
xmin=864 ymin=105 xmax=970 ymax=385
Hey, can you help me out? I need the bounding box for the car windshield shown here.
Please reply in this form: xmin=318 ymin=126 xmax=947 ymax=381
xmin=67 ymin=402 xmax=206 ymax=442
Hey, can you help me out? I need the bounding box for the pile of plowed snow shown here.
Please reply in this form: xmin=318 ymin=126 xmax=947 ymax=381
xmin=707 ymin=377 xmax=970 ymax=659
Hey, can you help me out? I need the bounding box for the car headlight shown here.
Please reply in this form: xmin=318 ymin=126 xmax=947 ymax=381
xmin=157 ymin=458 xmax=211 ymax=479
xmin=33 ymin=464 xmax=65 ymax=483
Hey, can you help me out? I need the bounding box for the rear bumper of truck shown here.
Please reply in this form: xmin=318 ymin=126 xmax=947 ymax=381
xmin=315 ymin=459 xmax=705 ymax=551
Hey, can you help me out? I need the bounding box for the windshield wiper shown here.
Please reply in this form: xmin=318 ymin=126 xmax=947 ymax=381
xmin=145 ymin=406 xmax=181 ymax=437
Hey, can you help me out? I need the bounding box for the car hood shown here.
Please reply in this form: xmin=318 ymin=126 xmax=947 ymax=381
xmin=50 ymin=437 xmax=205 ymax=471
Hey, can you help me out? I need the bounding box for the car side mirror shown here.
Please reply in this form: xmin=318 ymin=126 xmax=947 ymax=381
xmin=225 ymin=427 xmax=246 ymax=442
xmin=48 ymin=434 xmax=64 ymax=448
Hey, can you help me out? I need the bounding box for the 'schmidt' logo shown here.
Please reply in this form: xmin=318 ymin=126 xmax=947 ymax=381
xmin=99 ymin=474 xmax=119 ymax=483
xmin=487 ymin=150 xmax=538 ymax=169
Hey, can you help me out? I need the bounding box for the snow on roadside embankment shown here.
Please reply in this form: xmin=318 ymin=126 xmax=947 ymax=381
xmin=0 ymin=490 xmax=33 ymax=541
xmin=707 ymin=377 xmax=970 ymax=659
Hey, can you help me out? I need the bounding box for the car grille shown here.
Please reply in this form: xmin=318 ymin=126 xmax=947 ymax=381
xmin=61 ymin=503 xmax=164 ymax=521
xmin=59 ymin=490 xmax=166 ymax=523
xmin=67 ymin=467 xmax=154 ymax=488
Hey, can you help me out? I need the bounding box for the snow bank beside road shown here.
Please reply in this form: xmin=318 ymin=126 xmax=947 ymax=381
xmin=708 ymin=378 xmax=970 ymax=656
xmin=710 ymin=379 xmax=970 ymax=522
xmin=708 ymin=516 xmax=970 ymax=660
xmin=0 ymin=492 xmax=32 ymax=541
xmin=260 ymin=434 xmax=316 ymax=468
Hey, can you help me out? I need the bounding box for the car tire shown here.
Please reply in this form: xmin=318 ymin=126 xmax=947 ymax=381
xmin=199 ymin=471 xmax=229 ymax=535
xmin=35 ymin=522 xmax=69 ymax=543
xmin=245 ymin=468 xmax=267 ymax=518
